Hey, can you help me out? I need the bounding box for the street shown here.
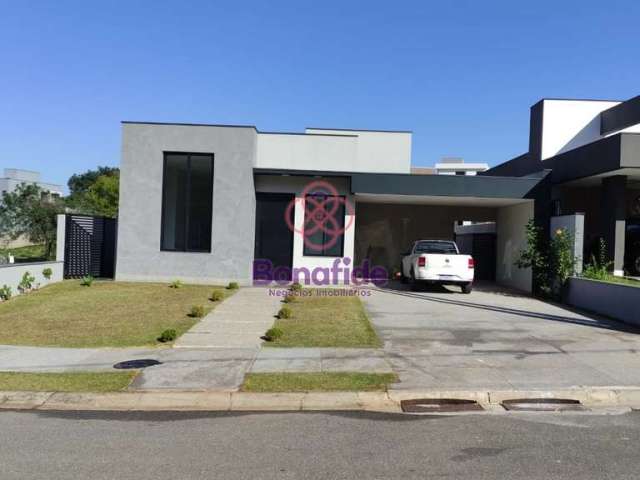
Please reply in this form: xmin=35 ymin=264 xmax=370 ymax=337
xmin=1 ymin=410 xmax=639 ymax=479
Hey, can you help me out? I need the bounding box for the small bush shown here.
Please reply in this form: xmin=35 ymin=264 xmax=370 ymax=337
xmin=289 ymin=282 xmax=302 ymax=292
xmin=210 ymin=290 xmax=224 ymax=302
xmin=18 ymin=271 xmax=36 ymax=292
xmin=227 ymin=281 xmax=239 ymax=290
xmin=80 ymin=275 xmax=94 ymax=287
xmin=277 ymin=306 xmax=293 ymax=319
xmin=42 ymin=267 xmax=53 ymax=280
xmin=157 ymin=329 xmax=177 ymax=343
xmin=264 ymin=327 xmax=284 ymax=341
xmin=0 ymin=285 xmax=12 ymax=301
xmin=169 ymin=280 xmax=183 ymax=289
xmin=282 ymin=293 xmax=296 ymax=303
xmin=189 ymin=305 xmax=205 ymax=318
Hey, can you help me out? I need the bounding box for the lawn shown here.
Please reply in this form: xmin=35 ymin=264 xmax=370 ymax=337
xmin=267 ymin=289 xmax=381 ymax=348
xmin=0 ymin=371 xmax=137 ymax=392
xmin=242 ymin=372 xmax=398 ymax=392
xmin=0 ymin=244 xmax=49 ymax=262
xmin=0 ymin=280 xmax=231 ymax=348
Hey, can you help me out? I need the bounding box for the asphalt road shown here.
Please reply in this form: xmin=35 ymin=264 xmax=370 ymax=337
xmin=2 ymin=410 xmax=640 ymax=479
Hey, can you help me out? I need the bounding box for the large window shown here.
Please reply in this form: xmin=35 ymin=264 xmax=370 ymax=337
xmin=161 ymin=152 xmax=214 ymax=252
xmin=303 ymin=194 xmax=345 ymax=257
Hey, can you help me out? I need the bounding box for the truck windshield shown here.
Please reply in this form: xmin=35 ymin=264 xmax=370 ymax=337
xmin=414 ymin=241 xmax=458 ymax=254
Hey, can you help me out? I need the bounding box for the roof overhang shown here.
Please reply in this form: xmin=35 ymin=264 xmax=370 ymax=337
xmin=545 ymin=133 xmax=640 ymax=184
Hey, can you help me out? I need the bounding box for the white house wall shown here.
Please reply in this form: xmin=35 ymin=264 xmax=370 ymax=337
xmin=541 ymin=99 xmax=640 ymax=160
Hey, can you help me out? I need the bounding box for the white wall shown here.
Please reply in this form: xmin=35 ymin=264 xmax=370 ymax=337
xmin=0 ymin=261 xmax=64 ymax=298
xmin=306 ymin=129 xmax=412 ymax=173
xmin=256 ymin=129 xmax=412 ymax=174
xmin=496 ymin=202 xmax=534 ymax=292
xmin=254 ymin=175 xmax=355 ymax=283
xmin=540 ymin=99 xmax=640 ymax=160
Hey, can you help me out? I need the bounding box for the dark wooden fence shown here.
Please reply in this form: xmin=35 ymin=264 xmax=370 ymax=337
xmin=63 ymin=214 xmax=117 ymax=278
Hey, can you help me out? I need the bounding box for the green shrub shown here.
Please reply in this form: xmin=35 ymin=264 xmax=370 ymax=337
xmin=18 ymin=271 xmax=36 ymax=292
xmin=227 ymin=281 xmax=239 ymax=290
xmin=289 ymin=282 xmax=302 ymax=292
xmin=189 ymin=305 xmax=205 ymax=318
xmin=210 ymin=290 xmax=225 ymax=302
xmin=42 ymin=267 xmax=53 ymax=280
xmin=277 ymin=306 xmax=293 ymax=319
xmin=80 ymin=275 xmax=94 ymax=287
xmin=583 ymin=238 xmax=613 ymax=281
xmin=169 ymin=280 xmax=183 ymax=289
xmin=157 ymin=329 xmax=177 ymax=343
xmin=0 ymin=285 xmax=12 ymax=301
xmin=283 ymin=293 xmax=296 ymax=303
xmin=264 ymin=327 xmax=284 ymax=341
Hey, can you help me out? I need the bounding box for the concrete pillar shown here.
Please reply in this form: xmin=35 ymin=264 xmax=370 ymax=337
xmin=600 ymin=176 xmax=627 ymax=276
xmin=56 ymin=214 xmax=66 ymax=262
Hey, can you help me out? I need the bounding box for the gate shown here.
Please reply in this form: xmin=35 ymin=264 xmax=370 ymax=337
xmin=63 ymin=214 xmax=117 ymax=278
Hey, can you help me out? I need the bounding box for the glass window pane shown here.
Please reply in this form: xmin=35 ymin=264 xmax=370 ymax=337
xmin=187 ymin=155 xmax=213 ymax=251
xmin=161 ymin=154 xmax=188 ymax=250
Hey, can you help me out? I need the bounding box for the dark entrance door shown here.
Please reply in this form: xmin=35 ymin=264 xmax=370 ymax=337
xmin=254 ymin=193 xmax=294 ymax=281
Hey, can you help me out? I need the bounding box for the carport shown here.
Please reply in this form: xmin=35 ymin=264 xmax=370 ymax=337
xmin=350 ymin=173 xmax=545 ymax=293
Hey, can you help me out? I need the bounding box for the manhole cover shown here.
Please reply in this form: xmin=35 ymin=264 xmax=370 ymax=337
xmin=501 ymin=398 xmax=585 ymax=412
xmin=400 ymin=398 xmax=484 ymax=413
xmin=113 ymin=359 xmax=162 ymax=370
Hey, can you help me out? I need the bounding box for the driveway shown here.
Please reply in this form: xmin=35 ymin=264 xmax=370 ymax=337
xmin=362 ymin=282 xmax=640 ymax=390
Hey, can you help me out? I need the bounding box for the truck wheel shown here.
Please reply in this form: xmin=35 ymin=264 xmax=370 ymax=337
xmin=410 ymin=269 xmax=418 ymax=291
xmin=400 ymin=271 xmax=409 ymax=284
xmin=461 ymin=283 xmax=472 ymax=294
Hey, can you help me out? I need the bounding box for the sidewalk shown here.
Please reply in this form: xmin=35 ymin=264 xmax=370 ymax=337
xmin=174 ymin=287 xmax=281 ymax=348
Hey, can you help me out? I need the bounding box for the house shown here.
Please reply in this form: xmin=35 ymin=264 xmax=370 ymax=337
xmin=0 ymin=168 xmax=63 ymax=198
xmin=483 ymin=95 xmax=640 ymax=277
xmin=115 ymin=123 xmax=541 ymax=291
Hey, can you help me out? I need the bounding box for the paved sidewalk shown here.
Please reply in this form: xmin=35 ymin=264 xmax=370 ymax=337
xmin=174 ymin=288 xmax=281 ymax=348
xmin=250 ymin=348 xmax=393 ymax=373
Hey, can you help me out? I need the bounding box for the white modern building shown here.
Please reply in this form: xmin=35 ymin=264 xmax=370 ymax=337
xmin=0 ymin=169 xmax=63 ymax=198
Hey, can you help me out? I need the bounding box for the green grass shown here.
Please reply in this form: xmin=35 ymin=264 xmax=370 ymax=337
xmin=266 ymin=289 xmax=381 ymax=348
xmin=242 ymin=372 xmax=398 ymax=392
xmin=0 ymin=371 xmax=137 ymax=392
xmin=0 ymin=244 xmax=49 ymax=262
xmin=0 ymin=281 xmax=233 ymax=348
xmin=580 ymin=275 xmax=640 ymax=288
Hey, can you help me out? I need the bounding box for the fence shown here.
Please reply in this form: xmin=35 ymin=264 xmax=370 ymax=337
xmin=61 ymin=214 xmax=117 ymax=278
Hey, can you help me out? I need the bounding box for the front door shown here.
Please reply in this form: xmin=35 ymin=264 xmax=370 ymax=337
xmin=254 ymin=193 xmax=294 ymax=281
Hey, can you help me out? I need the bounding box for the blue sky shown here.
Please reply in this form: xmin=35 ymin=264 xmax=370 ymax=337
xmin=1 ymin=0 xmax=639 ymax=190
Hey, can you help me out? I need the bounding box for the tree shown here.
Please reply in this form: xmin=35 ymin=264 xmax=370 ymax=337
xmin=0 ymin=183 xmax=65 ymax=259
xmin=66 ymin=167 xmax=119 ymax=218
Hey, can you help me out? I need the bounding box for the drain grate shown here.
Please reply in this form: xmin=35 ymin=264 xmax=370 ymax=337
xmin=113 ymin=359 xmax=162 ymax=370
xmin=401 ymin=398 xmax=484 ymax=413
xmin=501 ymin=398 xmax=585 ymax=412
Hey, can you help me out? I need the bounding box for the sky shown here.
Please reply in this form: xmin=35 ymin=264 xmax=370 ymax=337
xmin=1 ymin=0 xmax=639 ymax=191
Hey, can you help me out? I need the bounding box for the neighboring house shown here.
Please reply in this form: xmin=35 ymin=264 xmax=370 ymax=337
xmin=483 ymin=95 xmax=640 ymax=277
xmin=116 ymin=124 xmax=539 ymax=292
xmin=410 ymin=158 xmax=489 ymax=176
xmin=0 ymin=168 xmax=63 ymax=198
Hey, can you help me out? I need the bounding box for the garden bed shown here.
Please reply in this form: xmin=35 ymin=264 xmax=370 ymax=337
xmin=565 ymin=277 xmax=640 ymax=326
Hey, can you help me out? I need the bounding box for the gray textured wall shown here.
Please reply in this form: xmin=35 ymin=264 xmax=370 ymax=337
xmin=116 ymin=123 xmax=257 ymax=285
xmin=566 ymin=277 xmax=640 ymax=326
xmin=496 ymin=202 xmax=533 ymax=293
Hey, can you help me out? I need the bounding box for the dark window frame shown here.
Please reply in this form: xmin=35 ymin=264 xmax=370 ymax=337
xmin=302 ymin=194 xmax=345 ymax=257
xmin=160 ymin=151 xmax=215 ymax=253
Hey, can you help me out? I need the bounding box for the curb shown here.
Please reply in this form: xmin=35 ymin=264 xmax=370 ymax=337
xmin=2 ymin=388 xmax=640 ymax=412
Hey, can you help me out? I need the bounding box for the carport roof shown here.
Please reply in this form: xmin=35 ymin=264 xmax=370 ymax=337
xmin=254 ymin=168 xmax=545 ymax=200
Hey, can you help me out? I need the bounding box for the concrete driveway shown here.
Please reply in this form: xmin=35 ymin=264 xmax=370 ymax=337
xmin=362 ymin=282 xmax=640 ymax=390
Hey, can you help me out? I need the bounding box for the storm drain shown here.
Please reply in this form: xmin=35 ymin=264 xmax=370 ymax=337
xmin=501 ymin=398 xmax=585 ymax=412
xmin=113 ymin=359 xmax=162 ymax=370
xmin=400 ymin=398 xmax=484 ymax=414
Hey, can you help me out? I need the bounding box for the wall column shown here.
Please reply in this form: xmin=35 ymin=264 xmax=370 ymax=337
xmin=600 ymin=175 xmax=627 ymax=276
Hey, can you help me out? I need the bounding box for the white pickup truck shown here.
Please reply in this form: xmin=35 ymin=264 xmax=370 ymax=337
xmin=400 ymin=240 xmax=474 ymax=293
